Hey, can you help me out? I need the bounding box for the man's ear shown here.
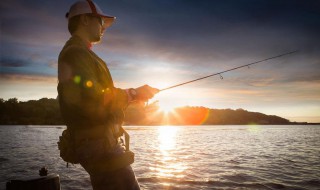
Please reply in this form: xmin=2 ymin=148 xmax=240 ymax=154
xmin=80 ymin=15 xmax=90 ymax=26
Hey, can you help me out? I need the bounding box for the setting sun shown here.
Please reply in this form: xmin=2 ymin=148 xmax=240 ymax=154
xmin=149 ymin=79 xmax=183 ymax=113
xmin=158 ymin=101 xmax=176 ymax=113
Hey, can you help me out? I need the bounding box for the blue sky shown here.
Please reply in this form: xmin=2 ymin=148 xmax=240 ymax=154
xmin=1 ymin=0 xmax=320 ymax=122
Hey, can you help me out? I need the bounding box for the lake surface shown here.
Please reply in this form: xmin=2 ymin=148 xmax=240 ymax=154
xmin=0 ymin=125 xmax=319 ymax=190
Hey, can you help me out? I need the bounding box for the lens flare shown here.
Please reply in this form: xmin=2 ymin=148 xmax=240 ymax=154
xmin=85 ymin=80 xmax=93 ymax=88
xmin=73 ymin=75 xmax=81 ymax=84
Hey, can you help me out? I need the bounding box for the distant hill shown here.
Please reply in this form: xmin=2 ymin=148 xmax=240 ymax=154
xmin=125 ymin=101 xmax=292 ymax=125
xmin=0 ymin=97 xmax=303 ymax=125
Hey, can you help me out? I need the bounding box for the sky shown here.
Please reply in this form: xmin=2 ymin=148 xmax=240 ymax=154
xmin=1 ymin=0 xmax=320 ymax=123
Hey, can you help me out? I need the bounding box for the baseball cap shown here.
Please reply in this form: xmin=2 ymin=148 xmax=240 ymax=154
xmin=66 ymin=0 xmax=116 ymax=28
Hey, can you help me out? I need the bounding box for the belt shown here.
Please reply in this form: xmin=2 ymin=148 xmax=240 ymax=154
xmin=74 ymin=126 xmax=105 ymax=140
xmin=73 ymin=124 xmax=120 ymax=148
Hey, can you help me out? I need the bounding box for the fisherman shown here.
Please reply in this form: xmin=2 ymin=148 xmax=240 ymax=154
xmin=57 ymin=0 xmax=158 ymax=189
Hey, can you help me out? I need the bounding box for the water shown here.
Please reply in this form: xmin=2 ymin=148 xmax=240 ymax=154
xmin=0 ymin=125 xmax=319 ymax=190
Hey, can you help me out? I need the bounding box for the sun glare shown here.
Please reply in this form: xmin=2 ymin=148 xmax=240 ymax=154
xmin=158 ymin=126 xmax=178 ymax=151
xmin=150 ymin=79 xmax=188 ymax=114
xmin=149 ymin=126 xmax=188 ymax=179
xmin=158 ymin=101 xmax=176 ymax=113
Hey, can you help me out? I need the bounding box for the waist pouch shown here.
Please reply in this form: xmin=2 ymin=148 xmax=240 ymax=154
xmin=57 ymin=129 xmax=79 ymax=165
xmin=86 ymin=151 xmax=135 ymax=173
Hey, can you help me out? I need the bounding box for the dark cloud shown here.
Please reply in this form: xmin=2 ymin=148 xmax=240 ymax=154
xmin=0 ymin=57 xmax=31 ymax=68
xmin=92 ymin=0 xmax=320 ymax=74
xmin=104 ymin=0 xmax=320 ymax=40
xmin=0 ymin=55 xmax=57 ymax=77
xmin=48 ymin=60 xmax=58 ymax=69
xmin=1 ymin=0 xmax=320 ymax=81
xmin=0 ymin=73 xmax=56 ymax=83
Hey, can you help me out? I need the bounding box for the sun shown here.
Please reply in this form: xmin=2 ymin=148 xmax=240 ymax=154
xmin=158 ymin=101 xmax=176 ymax=113
xmin=149 ymin=79 xmax=182 ymax=113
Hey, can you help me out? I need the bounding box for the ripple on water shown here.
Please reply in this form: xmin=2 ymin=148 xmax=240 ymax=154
xmin=0 ymin=157 xmax=9 ymax=163
xmin=1 ymin=125 xmax=320 ymax=190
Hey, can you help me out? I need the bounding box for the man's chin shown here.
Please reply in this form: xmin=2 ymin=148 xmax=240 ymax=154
xmin=91 ymin=36 xmax=103 ymax=44
xmin=92 ymin=40 xmax=101 ymax=45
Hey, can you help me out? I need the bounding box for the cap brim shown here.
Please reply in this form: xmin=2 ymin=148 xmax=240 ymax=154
xmin=100 ymin=15 xmax=116 ymax=28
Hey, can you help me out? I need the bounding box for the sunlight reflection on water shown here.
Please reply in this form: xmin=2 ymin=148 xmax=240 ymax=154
xmin=158 ymin=126 xmax=178 ymax=151
xmin=247 ymin=124 xmax=261 ymax=133
xmin=148 ymin=126 xmax=188 ymax=179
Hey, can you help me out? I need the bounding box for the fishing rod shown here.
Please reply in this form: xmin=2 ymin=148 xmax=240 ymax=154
xmin=160 ymin=50 xmax=299 ymax=92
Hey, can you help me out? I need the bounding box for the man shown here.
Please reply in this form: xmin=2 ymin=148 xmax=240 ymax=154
xmin=57 ymin=0 xmax=158 ymax=189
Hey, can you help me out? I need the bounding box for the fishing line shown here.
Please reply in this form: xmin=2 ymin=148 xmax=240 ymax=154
xmin=159 ymin=50 xmax=299 ymax=92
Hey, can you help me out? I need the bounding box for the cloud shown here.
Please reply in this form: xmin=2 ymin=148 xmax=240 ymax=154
xmin=245 ymin=78 xmax=276 ymax=87
xmin=0 ymin=73 xmax=57 ymax=83
xmin=48 ymin=60 xmax=58 ymax=69
xmin=1 ymin=0 xmax=70 ymax=53
xmin=0 ymin=57 xmax=32 ymax=67
xmin=0 ymin=53 xmax=57 ymax=77
xmin=1 ymin=0 xmax=319 ymax=122
xmin=3 ymin=0 xmax=319 ymax=80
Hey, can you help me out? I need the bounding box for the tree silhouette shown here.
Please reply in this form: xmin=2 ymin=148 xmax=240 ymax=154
xmin=0 ymin=98 xmax=293 ymax=125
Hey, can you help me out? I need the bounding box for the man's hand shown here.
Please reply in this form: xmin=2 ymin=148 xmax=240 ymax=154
xmin=135 ymin=85 xmax=159 ymax=102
